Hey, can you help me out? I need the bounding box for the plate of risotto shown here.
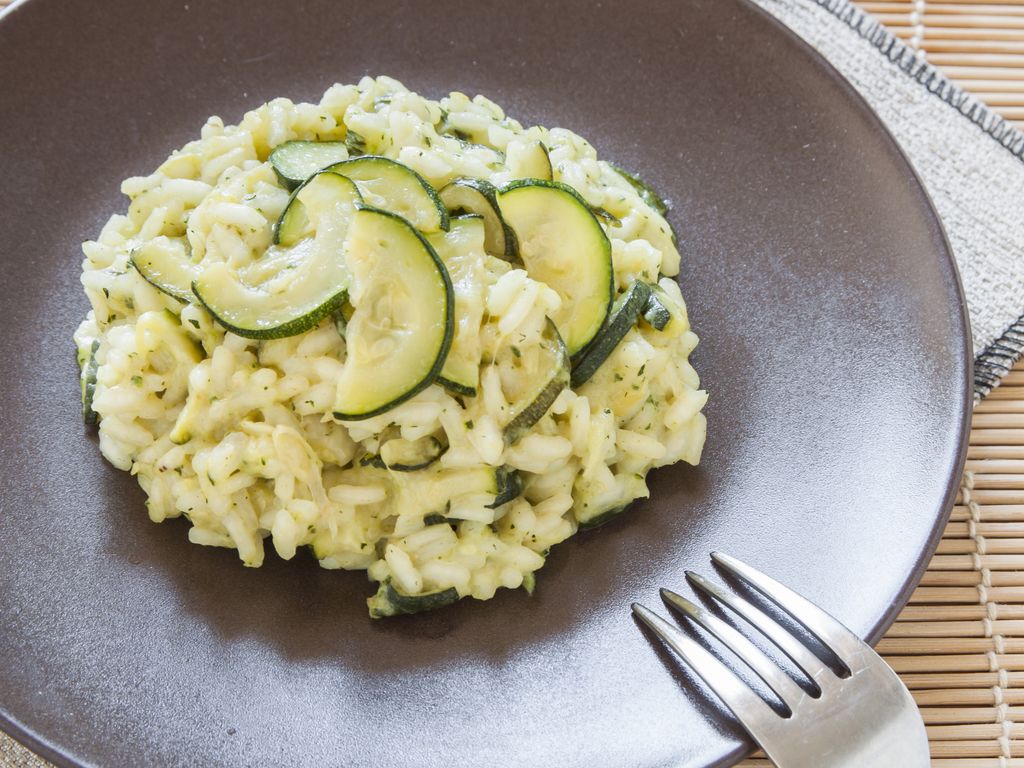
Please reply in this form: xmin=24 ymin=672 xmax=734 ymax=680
xmin=0 ymin=0 xmax=970 ymax=766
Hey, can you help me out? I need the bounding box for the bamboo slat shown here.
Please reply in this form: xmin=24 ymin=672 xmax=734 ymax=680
xmin=859 ymin=0 xmax=1024 ymax=128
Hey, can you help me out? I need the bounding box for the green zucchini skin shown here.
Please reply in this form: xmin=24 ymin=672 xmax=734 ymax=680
xmin=361 ymin=436 xmax=446 ymax=472
xmin=503 ymin=319 xmax=571 ymax=445
xmin=368 ymin=581 xmax=460 ymax=618
xmin=589 ymin=206 xmax=622 ymax=227
xmin=642 ymin=284 xmax=672 ymax=331
xmin=487 ymin=467 xmax=524 ymax=509
xmin=609 ymin=163 xmax=679 ymax=246
xmin=129 ymin=238 xmax=197 ymax=303
xmin=497 ymin=179 xmax=613 ymax=358
xmin=577 ymin=502 xmax=634 ymax=531
xmin=436 ymin=376 xmax=477 ymax=398
xmin=81 ymin=339 xmax=100 ymax=426
xmin=274 ymin=170 xmax=361 ymax=246
xmin=332 ymin=206 xmax=454 ymax=421
xmin=570 ymin=281 xmax=653 ymax=388
xmin=609 ymin=163 xmax=670 ymax=216
xmin=426 ymin=215 xmax=488 ymax=397
xmin=195 ymin=173 xmax=359 ymax=341
xmin=344 ymin=130 xmax=367 ymax=156
xmin=194 ymin=284 xmax=348 ymax=341
xmin=325 ymin=155 xmax=449 ymax=233
xmin=509 ymin=140 xmax=552 ymax=181
xmin=269 ymin=140 xmax=351 ymax=190
xmin=438 ymin=178 xmax=519 ymax=260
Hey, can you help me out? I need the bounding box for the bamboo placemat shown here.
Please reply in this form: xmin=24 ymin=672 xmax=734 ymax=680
xmin=1 ymin=0 xmax=1023 ymax=766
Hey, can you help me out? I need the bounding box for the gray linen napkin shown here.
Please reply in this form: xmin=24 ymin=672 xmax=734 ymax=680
xmin=751 ymin=0 xmax=1024 ymax=399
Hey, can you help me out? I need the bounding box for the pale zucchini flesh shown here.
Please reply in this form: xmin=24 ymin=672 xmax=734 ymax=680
xmin=275 ymin=170 xmax=362 ymax=247
xmin=326 ymin=156 xmax=449 ymax=233
xmin=130 ymin=236 xmax=199 ymax=303
xmin=506 ymin=139 xmax=552 ymax=181
xmin=501 ymin=318 xmax=571 ymax=445
xmin=269 ymin=140 xmax=350 ymax=190
xmin=438 ymin=178 xmax=518 ymax=260
xmin=571 ymin=281 xmax=652 ymax=388
xmin=333 ymin=207 xmax=453 ymax=420
xmin=79 ymin=338 xmax=100 ymax=425
xmin=496 ymin=180 xmax=613 ymax=357
xmin=427 ymin=215 xmax=488 ymax=396
xmin=368 ymin=581 xmax=460 ymax=618
xmin=642 ymin=284 xmax=672 ymax=331
xmin=195 ymin=172 xmax=360 ymax=339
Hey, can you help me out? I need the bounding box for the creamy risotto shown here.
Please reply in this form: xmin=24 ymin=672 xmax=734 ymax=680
xmin=74 ymin=76 xmax=707 ymax=617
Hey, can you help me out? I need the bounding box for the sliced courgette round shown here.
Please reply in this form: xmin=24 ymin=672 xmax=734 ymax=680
xmin=372 ymin=435 xmax=446 ymax=471
xmin=79 ymin=338 xmax=100 ymax=426
xmin=326 ymin=156 xmax=449 ymax=233
xmin=501 ymin=318 xmax=571 ymax=445
xmin=609 ymin=163 xmax=678 ymax=245
xmin=438 ymin=178 xmax=518 ymax=260
xmin=642 ymin=283 xmax=672 ymax=331
xmin=570 ymin=281 xmax=652 ymax=388
xmin=195 ymin=173 xmax=360 ymax=339
xmin=427 ymin=215 xmax=488 ymax=396
xmin=589 ymin=206 xmax=622 ymax=228
xmin=274 ymin=170 xmax=362 ymax=247
xmin=130 ymin=237 xmax=199 ymax=303
xmin=488 ymin=466 xmax=524 ymax=509
xmin=574 ymin=472 xmax=649 ymax=529
xmin=269 ymin=140 xmax=350 ymax=190
xmin=333 ymin=206 xmax=454 ymax=420
xmin=368 ymin=581 xmax=460 ymax=618
xmin=496 ymin=180 xmax=613 ymax=357
xmin=507 ymin=139 xmax=552 ymax=181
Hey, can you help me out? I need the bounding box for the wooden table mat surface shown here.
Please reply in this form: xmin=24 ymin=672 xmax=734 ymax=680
xmin=1 ymin=0 xmax=1023 ymax=765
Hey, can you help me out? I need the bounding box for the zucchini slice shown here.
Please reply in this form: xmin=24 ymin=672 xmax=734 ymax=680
xmin=326 ymin=156 xmax=449 ymax=233
xmin=507 ymin=139 xmax=552 ymax=181
xmin=589 ymin=206 xmax=622 ymax=228
xmin=574 ymin=472 xmax=649 ymax=529
xmin=609 ymin=163 xmax=670 ymax=217
xmin=571 ymin=281 xmax=652 ymax=388
xmin=274 ymin=170 xmax=362 ymax=247
xmin=195 ymin=173 xmax=360 ymax=339
xmin=488 ymin=466 xmax=524 ymax=509
xmin=371 ymin=435 xmax=446 ymax=472
xmin=496 ymin=180 xmax=613 ymax=357
xmin=387 ymin=464 xmax=521 ymax=523
xmin=646 ymin=279 xmax=689 ymax=337
xmin=501 ymin=318 xmax=571 ymax=445
xmin=609 ymin=163 xmax=678 ymax=245
xmin=79 ymin=338 xmax=100 ymax=426
xmin=130 ymin=237 xmax=198 ymax=303
xmin=642 ymin=283 xmax=672 ymax=331
xmin=345 ymin=129 xmax=368 ymax=157
xmin=368 ymin=581 xmax=460 ymax=618
xmin=427 ymin=215 xmax=488 ymax=396
xmin=269 ymin=140 xmax=350 ymax=190
xmin=438 ymin=178 xmax=518 ymax=260
xmin=333 ymin=207 xmax=454 ymax=420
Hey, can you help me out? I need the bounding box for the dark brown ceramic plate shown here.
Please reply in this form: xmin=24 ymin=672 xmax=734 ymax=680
xmin=0 ymin=0 xmax=970 ymax=765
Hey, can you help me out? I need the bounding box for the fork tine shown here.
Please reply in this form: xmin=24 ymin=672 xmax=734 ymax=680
xmin=686 ymin=570 xmax=834 ymax=688
xmin=711 ymin=551 xmax=864 ymax=664
xmin=631 ymin=603 xmax=781 ymax=734
xmin=660 ymin=588 xmax=807 ymax=712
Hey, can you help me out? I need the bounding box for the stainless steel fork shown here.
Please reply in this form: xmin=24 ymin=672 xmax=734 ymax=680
xmin=633 ymin=552 xmax=930 ymax=767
